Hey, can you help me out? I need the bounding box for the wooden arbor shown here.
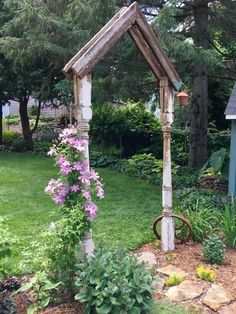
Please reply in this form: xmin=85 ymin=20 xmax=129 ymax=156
xmin=64 ymin=2 xmax=183 ymax=252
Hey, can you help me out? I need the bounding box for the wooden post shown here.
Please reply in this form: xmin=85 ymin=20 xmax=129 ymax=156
xmin=229 ymin=120 xmax=236 ymax=197
xmin=160 ymin=77 xmax=175 ymax=252
xmin=73 ymin=73 xmax=95 ymax=258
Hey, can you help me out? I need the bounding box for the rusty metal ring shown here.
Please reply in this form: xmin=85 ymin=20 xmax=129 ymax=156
xmin=153 ymin=213 xmax=192 ymax=243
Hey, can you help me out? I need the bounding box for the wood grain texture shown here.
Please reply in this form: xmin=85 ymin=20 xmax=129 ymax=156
xmin=65 ymin=2 xmax=182 ymax=91
xmin=136 ymin=11 xmax=182 ymax=90
xmin=128 ymin=24 xmax=165 ymax=79
xmin=63 ymin=6 xmax=128 ymax=75
xmin=72 ymin=3 xmax=138 ymax=78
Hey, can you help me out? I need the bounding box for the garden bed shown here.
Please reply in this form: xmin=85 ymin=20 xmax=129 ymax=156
xmin=137 ymin=241 xmax=236 ymax=313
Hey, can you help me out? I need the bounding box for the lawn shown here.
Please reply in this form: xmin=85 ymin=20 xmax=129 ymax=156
xmin=0 ymin=152 xmax=162 ymax=273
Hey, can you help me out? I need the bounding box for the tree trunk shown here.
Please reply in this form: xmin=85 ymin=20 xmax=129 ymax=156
xmin=31 ymin=100 xmax=42 ymax=135
xmin=0 ymin=101 xmax=3 ymax=145
xmin=19 ymin=96 xmax=33 ymax=150
xmin=188 ymin=0 xmax=209 ymax=168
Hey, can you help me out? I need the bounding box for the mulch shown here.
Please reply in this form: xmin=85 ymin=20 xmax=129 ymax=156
xmin=136 ymin=241 xmax=236 ymax=297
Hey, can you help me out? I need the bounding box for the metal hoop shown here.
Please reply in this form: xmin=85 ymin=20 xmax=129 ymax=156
xmin=153 ymin=214 xmax=192 ymax=243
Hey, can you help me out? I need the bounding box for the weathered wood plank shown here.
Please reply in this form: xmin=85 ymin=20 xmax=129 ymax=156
xmin=72 ymin=3 xmax=138 ymax=78
xmin=128 ymin=24 xmax=165 ymax=79
xmin=160 ymin=77 xmax=175 ymax=252
xmin=136 ymin=12 xmax=182 ymax=91
xmin=63 ymin=6 xmax=128 ymax=75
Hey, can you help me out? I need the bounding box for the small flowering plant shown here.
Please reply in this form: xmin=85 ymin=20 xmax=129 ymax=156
xmin=45 ymin=126 xmax=104 ymax=222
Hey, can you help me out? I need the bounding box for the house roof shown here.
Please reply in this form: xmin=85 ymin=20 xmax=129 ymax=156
xmin=225 ymin=82 xmax=236 ymax=116
xmin=63 ymin=2 xmax=182 ymax=91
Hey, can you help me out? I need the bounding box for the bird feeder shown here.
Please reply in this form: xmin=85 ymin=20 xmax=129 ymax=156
xmin=177 ymin=91 xmax=189 ymax=106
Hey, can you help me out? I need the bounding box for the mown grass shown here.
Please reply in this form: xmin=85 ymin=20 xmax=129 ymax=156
xmin=0 ymin=152 xmax=162 ymax=273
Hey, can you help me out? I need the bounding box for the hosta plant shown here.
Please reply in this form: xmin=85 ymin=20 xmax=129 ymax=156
xmin=75 ymin=248 xmax=153 ymax=313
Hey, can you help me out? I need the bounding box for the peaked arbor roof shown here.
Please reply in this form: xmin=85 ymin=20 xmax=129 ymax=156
xmin=64 ymin=2 xmax=182 ymax=91
xmin=225 ymin=82 xmax=236 ymax=116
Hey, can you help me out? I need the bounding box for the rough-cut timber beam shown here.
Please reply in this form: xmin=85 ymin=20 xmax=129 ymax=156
xmin=63 ymin=6 xmax=128 ymax=75
xmin=64 ymin=1 xmax=183 ymax=91
xmin=135 ymin=11 xmax=182 ymax=91
xmin=71 ymin=3 xmax=138 ymax=78
xmin=128 ymin=24 xmax=165 ymax=79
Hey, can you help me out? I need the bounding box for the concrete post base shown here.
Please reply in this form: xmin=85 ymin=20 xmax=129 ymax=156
xmin=79 ymin=230 xmax=95 ymax=261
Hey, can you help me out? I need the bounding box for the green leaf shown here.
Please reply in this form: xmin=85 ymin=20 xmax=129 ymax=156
xmin=136 ymin=294 xmax=143 ymax=303
xmin=96 ymin=304 xmax=112 ymax=314
xmin=44 ymin=280 xmax=62 ymax=290
xmin=27 ymin=304 xmax=38 ymax=314
xmin=40 ymin=297 xmax=50 ymax=308
xmin=210 ymin=148 xmax=226 ymax=172
xmin=12 ymin=282 xmax=33 ymax=296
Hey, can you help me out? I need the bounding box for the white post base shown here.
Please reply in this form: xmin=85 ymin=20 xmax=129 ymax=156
xmin=161 ymin=216 xmax=175 ymax=252
xmin=79 ymin=230 xmax=95 ymax=261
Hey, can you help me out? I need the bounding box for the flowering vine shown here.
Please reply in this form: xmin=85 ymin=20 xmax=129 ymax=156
xmin=45 ymin=127 xmax=104 ymax=222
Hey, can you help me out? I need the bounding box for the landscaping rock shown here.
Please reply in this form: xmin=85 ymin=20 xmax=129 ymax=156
xmin=157 ymin=264 xmax=188 ymax=277
xmin=203 ymin=284 xmax=232 ymax=311
xmin=137 ymin=252 xmax=157 ymax=268
xmin=152 ymin=276 xmax=165 ymax=294
xmin=165 ymin=280 xmax=203 ymax=301
xmin=219 ymin=301 xmax=236 ymax=314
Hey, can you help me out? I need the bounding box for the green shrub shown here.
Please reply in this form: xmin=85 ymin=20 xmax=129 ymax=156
xmin=90 ymin=150 xmax=120 ymax=168
xmin=115 ymin=153 xmax=179 ymax=186
xmin=8 ymin=137 xmax=26 ymax=152
xmin=0 ymin=218 xmax=18 ymax=279
xmin=5 ymin=115 xmax=20 ymax=125
xmin=208 ymin=129 xmax=230 ymax=154
xmin=33 ymin=139 xmax=52 ymax=156
xmin=173 ymin=167 xmax=198 ymax=189
xmin=3 ymin=130 xmax=21 ymax=143
xmin=203 ymin=235 xmax=224 ymax=265
xmin=75 ymin=248 xmax=153 ymax=313
xmin=90 ymin=102 xmax=161 ymax=157
xmin=177 ymin=188 xmax=225 ymax=212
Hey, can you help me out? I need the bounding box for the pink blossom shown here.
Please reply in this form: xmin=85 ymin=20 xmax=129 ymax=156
xmin=97 ymin=188 xmax=104 ymax=199
xmin=78 ymin=172 xmax=90 ymax=184
xmin=84 ymin=202 xmax=98 ymax=221
xmin=57 ymin=156 xmax=66 ymax=166
xmin=82 ymin=189 xmax=91 ymax=200
xmin=60 ymin=165 xmax=72 ymax=175
xmin=74 ymin=161 xmax=85 ymax=171
xmin=53 ymin=196 xmax=65 ymax=205
xmin=59 ymin=127 xmax=78 ymax=139
xmin=89 ymin=170 xmax=99 ymax=181
xmin=70 ymin=185 xmax=80 ymax=192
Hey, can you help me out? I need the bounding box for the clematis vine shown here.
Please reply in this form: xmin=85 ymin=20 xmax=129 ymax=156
xmin=45 ymin=126 xmax=104 ymax=222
